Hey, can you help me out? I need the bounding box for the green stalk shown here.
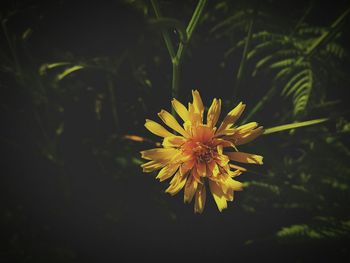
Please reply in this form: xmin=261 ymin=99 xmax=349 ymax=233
xmin=150 ymin=0 xmax=176 ymax=60
xmin=234 ymin=6 xmax=257 ymax=100
xmin=289 ymin=0 xmax=313 ymax=38
xmin=151 ymin=0 xmax=207 ymax=115
xmin=2 ymin=19 xmax=22 ymax=80
xmin=172 ymin=61 xmax=180 ymax=99
xmin=176 ymin=0 xmax=207 ymax=62
xmin=263 ymin=118 xmax=328 ymax=135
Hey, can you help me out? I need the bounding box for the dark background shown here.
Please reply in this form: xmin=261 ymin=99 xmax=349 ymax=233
xmin=1 ymin=0 xmax=350 ymax=262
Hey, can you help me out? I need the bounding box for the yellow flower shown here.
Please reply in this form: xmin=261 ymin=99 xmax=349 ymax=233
xmin=140 ymin=90 xmax=264 ymax=213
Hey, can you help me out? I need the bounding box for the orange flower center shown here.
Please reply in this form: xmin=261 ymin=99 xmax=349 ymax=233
xmin=192 ymin=142 xmax=215 ymax=163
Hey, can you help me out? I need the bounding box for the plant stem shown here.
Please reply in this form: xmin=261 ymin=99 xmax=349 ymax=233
xmin=150 ymin=0 xmax=176 ymax=60
xmin=289 ymin=0 xmax=313 ymax=38
xmin=2 ymin=19 xmax=22 ymax=80
xmin=234 ymin=5 xmax=257 ymax=100
xmin=172 ymin=61 xmax=180 ymax=99
xmin=176 ymin=0 xmax=207 ymax=61
xmin=151 ymin=0 xmax=207 ymax=115
xmin=263 ymin=118 xmax=328 ymax=135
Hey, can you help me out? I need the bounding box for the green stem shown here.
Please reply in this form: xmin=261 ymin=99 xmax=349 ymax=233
xmin=234 ymin=6 xmax=257 ymax=100
xmin=263 ymin=118 xmax=328 ymax=135
xmin=170 ymin=61 xmax=180 ymax=116
xmin=172 ymin=61 xmax=180 ymax=99
xmin=150 ymin=0 xmax=176 ymax=60
xmin=289 ymin=0 xmax=313 ymax=38
xmin=176 ymin=0 xmax=207 ymax=61
xmin=2 ymin=19 xmax=22 ymax=79
xmin=151 ymin=0 xmax=206 ymax=118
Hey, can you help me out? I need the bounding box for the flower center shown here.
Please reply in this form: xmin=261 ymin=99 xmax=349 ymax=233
xmin=192 ymin=142 xmax=214 ymax=163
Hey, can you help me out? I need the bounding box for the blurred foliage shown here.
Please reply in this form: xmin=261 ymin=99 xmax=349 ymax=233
xmin=1 ymin=0 xmax=350 ymax=261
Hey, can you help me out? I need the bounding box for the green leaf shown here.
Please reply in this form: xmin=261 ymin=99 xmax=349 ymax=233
xmin=263 ymin=118 xmax=328 ymax=135
xmin=281 ymin=69 xmax=308 ymax=95
xmin=285 ymin=75 xmax=309 ymax=97
xmin=39 ymin=62 xmax=71 ymax=75
xmin=57 ymin=65 xmax=84 ymax=80
xmin=274 ymin=67 xmax=292 ymax=81
xmin=269 ymin=58 xmax=295 ymax=68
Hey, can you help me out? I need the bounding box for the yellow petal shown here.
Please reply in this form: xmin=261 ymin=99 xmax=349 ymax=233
xmin=191 ymin=167 xmax=202 ymax=183
xmin=180 ymin=160 xmax=195 ymax=176
xmin=188 ymin=103 xmax=202 ymax=127
xmin=216 ymin=178 xmax=234 ymax=201
xmin=196 ymin=162 xmax=206 ymax=177
xmin=216 ymin=102 xmax=246 ymax=136
xmin=226 ymin=152 xmax=263 ymax=165
xmin=169 ymin=170 xmax=180 ymax=185
xmin=211 ymin=173 xmax=237 ymax=201
xmin=215 ymin=153 xmax=230 ymax=167
xmin=192 ymin=125 xmax=215 ymax=143
xmin=226 ymin=177 xmax=243 ymax=191
xmin=162 ymin=136 xmax=186 ymax=148
xmin=194 ymin=182 xmax=206 ymax=214
xmin=236 ymin=122 xmax=258 ymax=132
xmin=212 ymin=138 xmax=236 ymax=149
xmin=229 ymin=163 xmax=247 ymax=172
xmin=216 ymin=144 xmax=223 ymax=155
xmin=140 ymin=148 xmax=179 ymax=161
xmin=184 ymin=174 xmax=198 ymax=203
xmin=209 ymin=180 xmax=227 ymax=212
xmin=235 ymin=127 xmax=264 ymax=145
xmin=183 ymin=121 xmax=192 ymax=134
xmin=207 ymin=161 xmax=220 ymax=178
xmin=165 ymin=171 xmax=188 ymax=196
xmin=228 ymin=169 xmax=242 ymax=177
xmin=192 ymin=90 xmax=204 ymax=116
xmin=141 ymin=160 xmax=165 ymax=172
xmin=207 ymin=98 xmax=221 ymax=127
xmin=158 ymin=110 xmax=189 ymax=137
xmin=172 ymin=99 xmax=189 ymax=122
xmin=225 ymin=188 xmax=234 ymax=201
xmin=145 ymin=119 xmax=174 ymax=138
xmin=156 ymin=163 xmax=180 ymax=182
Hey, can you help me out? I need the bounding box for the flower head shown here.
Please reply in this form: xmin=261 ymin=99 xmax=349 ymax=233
xmin=141 ymin=90 xmax=263 ymax=213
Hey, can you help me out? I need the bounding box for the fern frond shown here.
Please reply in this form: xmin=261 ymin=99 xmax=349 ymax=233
xmin=210 ymin=10 xmax=251 ymax=33
xmin=298 ymin=26 xmax=327 ymax=36
xmin=325 ymin=42 xmax=346 ymax=58
xmin=284 ymin=74 xmax=309 ymax=96
xmin=269 ymin=58 xmax=296 ymax=69
xmin=281 ymin=69 xmax=309 ymax=95
xmin=276 ymin=218 xmax=350 ymax=241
